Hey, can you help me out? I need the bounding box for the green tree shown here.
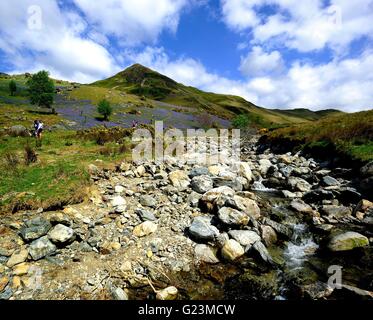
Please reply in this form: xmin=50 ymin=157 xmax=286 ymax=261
xmin=27 ymin=70 xmax=55 ymax=113
xmin=9 ymin=80 xmax=17 ymax=96
xmin=97 ymin=99 xmax=113 ymax=121
xmin=232 ymin=114 xmax=250 ymax=128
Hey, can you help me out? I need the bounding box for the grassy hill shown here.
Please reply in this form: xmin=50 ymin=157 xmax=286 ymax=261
xmin=260 ymin=110 xmax=373 ymax=162
xmin=92 ymin=64 xmax=339 ymax=128
xmin=271 ymin=108 xmax=343 ymax=121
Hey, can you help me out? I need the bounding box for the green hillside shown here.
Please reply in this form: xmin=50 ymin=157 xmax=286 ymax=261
xmin=261 ymin=109 xmax=373 ymax=162
xmin=271 ymin=108 xmax=343 ymax=121
xmin=92 ymin=64 xmax=336 ymax=127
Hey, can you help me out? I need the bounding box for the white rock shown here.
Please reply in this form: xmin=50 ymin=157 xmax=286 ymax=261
xmin=228 ymin=230 xmax=260 ymax=246
xmin=48 ymin=224 xmax=75 ymax=244
xmin=111 ymin=195 xmax=126 ymax=207
xmin=221 ymin=239 xmax=244 ymax=261
xmin=169 ymin=170 xmax=190 ymax=191
xmin=133 ymin=221 xmax=157 ymax=237
xmin=114 ymin=185 xmax=125 ymax=193
xmin=156 ymin=286 xmax=178 ymax=300
xmin=194 ymin=244 xmax=219 ymax=264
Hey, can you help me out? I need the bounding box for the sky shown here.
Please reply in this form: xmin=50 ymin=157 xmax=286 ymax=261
xmin=0 ymin=0 xmax=373 ymax=111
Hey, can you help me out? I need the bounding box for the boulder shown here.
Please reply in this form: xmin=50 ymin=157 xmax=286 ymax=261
xmin=12 ymin=262 xmax=30 ymax=276
xmin=327 ymin=231 xmax=369 ymax=251
xmin=200 ymin=186 xmax=235 ymax=212
xmin=234 ymin=161 xmax=253 ymax=182
xmin=9 ymin=125 xmax=28 ymax=137
xmin=228 ymin=230 xmax=260 ymax=246
xmin=187 ymin=191 xmax=202 ymax=208
xmin=290 ymin=199 xmax=313 ymax=213
xmin=169 ymin=170 xmax=190 ymax=191
xmin=218 ymin=207 xmax=249 ymax=226
xmin=353 ymin=199 xmax=373 ymax=216
xmin=221 ymin=239 xmax=244 ymax=261
xmin=321 ymin=205 xmax=351 ymax=218
xmin=190 ymin=175 xmax=214 ymax=194
xmin=259 ymin=159 xmax=272 ymax=176
xmin=261 ymin=225 xmax=277 ymax=246
xmin=48 ymin=224 xmax=75 ymax=244
xmin=189 ymin=216 xmax=219 ymax=241
xmin=322 ymin=176 xmax=340 ymax=186
xmin=213 ymin=176 xmax=243 ymax=192
xmin=20 ymin=218 xmax=52 ymax=242
xmin=189 ymin=167 xmax=209 ymax=178
xmin=288 ymin=177 xmax=312 ymax=192
xmin=194 ymin=244 xmax=219 ymax=264
xmin=282 ymin=190 xmax=297 ymax=198
xmin=225 ymin=195 xmax=261 ymax=219
xmin=262 ymin=218 xmax=293 ymax=240
xmin=29 ymin=236 xmax=57 ymax=260
xmin=6 ymin=248 xmax=29 ymax=267
xmin=133 ymin=221 xmax=157 ymax=237
xmin=252 ymin=241 xmax=275 ymax=266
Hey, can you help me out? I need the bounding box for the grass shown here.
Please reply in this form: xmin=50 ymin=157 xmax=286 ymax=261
xmin=0 ymin=129 xmax=132 ymax=214
xmin=264 ymin=110 xmax=373 ymax=162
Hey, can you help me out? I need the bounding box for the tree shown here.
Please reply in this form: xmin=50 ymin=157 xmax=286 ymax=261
xmin=27 ymin=70 xmax=55 ymax=113
xmin=97 ymin=99 xmax=113 ymax=121
xmin=9 ymin=80 xmax=17 ymax=96
xmin=232 ymin=114 xmax=250 ymax=128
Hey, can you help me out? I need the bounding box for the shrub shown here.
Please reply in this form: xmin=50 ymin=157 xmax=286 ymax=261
xmin=232 ymin=114 xmax=250 ymax=128
xmin=4 ymin=151 xmax=20 ymax=168
xmin=97 ymin=99 xmax=113 ymax=121
xmin=24 ymin=144 xmax=38 ymax=165
xmin=9 ymin=80 xmax=17 ymax=96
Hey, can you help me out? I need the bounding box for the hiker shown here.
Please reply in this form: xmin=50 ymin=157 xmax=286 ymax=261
xmin=33 ymin=120 xmax=44 ymax=139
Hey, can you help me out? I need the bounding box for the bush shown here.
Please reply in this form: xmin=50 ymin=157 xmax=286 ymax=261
xmin=24 ymin=145 xmax=38 ymax=165
xmin=232 ymin=114 xmax=250 ymax=128
xmin=97 ymin=99 xmax=113 ymax=121
xmin=4 ymin=152 xmax=20 ymax=168
xmin=9 ymin=80 xmax=17 ymax=96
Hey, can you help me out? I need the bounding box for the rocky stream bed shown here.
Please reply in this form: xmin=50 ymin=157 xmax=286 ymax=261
xmin=0 ymin=135 xmax=372 ymax=300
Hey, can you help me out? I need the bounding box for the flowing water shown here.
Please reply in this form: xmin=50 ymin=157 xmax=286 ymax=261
xmin=284 ymin=224 xmax=319 ymax=268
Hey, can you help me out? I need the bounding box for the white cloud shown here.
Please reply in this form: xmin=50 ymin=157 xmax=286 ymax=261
xmin=221 ymin=0 xmax=373 ymax=53
xmin=72 ymin=0 xmax=189 ymax=45
xmin=126 ymin=46 xmax=373 ymax=112
xmin=0 ymin=0 xmax=120 ymax=82
xmin=221 ymin=0 xmax=261 ymax=30
xmin=239 ymin=46 xmax=284 ymax=77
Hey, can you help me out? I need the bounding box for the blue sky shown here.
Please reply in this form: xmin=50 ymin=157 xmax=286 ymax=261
xmin=0 ymin=0 xmax=373 ymax=111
